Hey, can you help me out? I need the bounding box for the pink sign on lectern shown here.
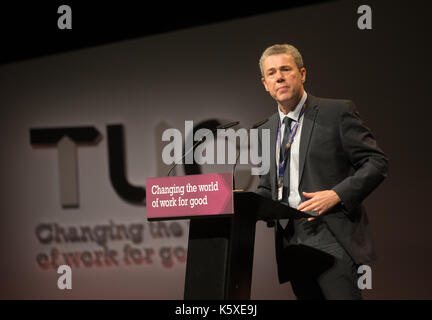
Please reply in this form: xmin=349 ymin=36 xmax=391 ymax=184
xmin=146 ymin=172 xmax=233 ymax=220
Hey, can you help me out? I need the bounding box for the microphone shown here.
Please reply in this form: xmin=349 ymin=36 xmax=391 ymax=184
xmin=215 ymin=121 xmax=240 ymax=130
xmin=250 ymin=118 xmax=269 ymax=129
xmin=232 ymin=118 xmax=268 ymax=190
xmin=166 ymin=121 xmax=240 ymax=176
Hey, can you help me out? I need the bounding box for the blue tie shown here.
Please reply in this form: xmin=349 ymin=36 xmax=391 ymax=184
xmin=280 ymin=116 xmax=292 ymax=202
xmin=278 ymin=117 xmax=293 ymax=231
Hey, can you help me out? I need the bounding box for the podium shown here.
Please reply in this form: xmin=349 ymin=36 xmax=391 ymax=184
xmin=184 ymin=191 xmax=311 ymax=300
xmin=146 ymin=173 xmax=314 ymax=300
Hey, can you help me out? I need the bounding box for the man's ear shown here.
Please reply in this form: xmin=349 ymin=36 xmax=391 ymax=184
xmin=261 ymin=77 xmax=269 ymax=92
xmin=300 ymin=67 xmax=307 ymax=84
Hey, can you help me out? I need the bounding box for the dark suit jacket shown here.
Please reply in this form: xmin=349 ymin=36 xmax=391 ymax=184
xmin=256 ymin=94 xmax=388 ymax=282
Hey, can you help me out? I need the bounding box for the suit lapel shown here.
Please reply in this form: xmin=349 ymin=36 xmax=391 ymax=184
xmin=268 ymin=113 xmax=279 ymax=199
xmin=299 ymin=95 xmax=319 ymax=185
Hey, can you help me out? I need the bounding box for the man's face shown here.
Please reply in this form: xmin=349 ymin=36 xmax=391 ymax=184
xmin=261 ymin=53 xmax=306 ymax=107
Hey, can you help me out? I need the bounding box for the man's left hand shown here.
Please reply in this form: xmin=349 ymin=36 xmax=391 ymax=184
xmin=297 ymin=190 xmax=341 ymax=221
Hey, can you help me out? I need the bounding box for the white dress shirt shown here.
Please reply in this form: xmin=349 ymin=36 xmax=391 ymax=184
xmin=276 ymin=91 xmax=308 ymax=209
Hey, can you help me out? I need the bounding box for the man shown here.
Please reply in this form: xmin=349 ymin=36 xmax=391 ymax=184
xmin=255 ymin=44 xmax=388 ymax=299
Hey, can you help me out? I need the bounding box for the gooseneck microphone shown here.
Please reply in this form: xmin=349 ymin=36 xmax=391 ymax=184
xmin=166 ymin=121 xmax=240 ymax=176
xmin=232 ymin=118 xmax=268 ymax=190
xmin=213 ymin=121 xmax=240 ymax=130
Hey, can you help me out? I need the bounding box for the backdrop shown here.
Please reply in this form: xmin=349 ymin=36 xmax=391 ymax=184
xmin=0 ymin=0 xmax=431 ymax=299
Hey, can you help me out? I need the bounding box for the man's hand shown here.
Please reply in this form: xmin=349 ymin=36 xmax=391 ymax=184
xmin=297 ymin=190 xmax=341 ymax=221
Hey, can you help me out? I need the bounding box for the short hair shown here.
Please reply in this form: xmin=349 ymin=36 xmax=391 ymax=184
xmin=259 ymin=44 xmax=304 ymax=76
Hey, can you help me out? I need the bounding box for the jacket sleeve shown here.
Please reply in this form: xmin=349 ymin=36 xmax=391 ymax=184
xmin=331 ymin=101 xmax=389 ymax=212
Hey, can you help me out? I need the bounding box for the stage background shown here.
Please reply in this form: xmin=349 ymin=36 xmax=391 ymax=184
xmin=1 ymin=0 xmax=431 ymax=299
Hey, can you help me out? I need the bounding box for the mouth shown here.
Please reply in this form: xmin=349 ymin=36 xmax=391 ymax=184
xmin=276 ymin=86 xmax=290 ymax=92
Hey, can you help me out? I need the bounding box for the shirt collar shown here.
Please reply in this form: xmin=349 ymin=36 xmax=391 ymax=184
xmin=278 ymin=91 xmax=308 ymax=123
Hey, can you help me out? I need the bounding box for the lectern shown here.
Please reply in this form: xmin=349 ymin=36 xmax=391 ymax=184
xmin=184 ymin=191 xmax=311 ymax=300
xmin=146 ymin=174 xmax=313 ymax=300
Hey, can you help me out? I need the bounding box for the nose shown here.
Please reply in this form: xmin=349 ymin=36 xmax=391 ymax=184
xmin=276 ymin=71 xmax=285 ymax=82
xmin=276 ymin=76 xmax=285 ymax=83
